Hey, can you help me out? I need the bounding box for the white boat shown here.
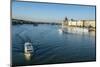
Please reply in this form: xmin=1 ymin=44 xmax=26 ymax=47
xmin=24 ymin=42 xmax=33 ymax=54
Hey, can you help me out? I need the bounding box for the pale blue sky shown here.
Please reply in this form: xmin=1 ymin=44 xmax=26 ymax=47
xmin=12 ymin=1 xmax=96 ymax=22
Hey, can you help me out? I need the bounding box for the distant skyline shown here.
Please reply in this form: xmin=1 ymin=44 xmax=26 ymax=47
xmin=12 ymin=1 xmax=96 ymax=23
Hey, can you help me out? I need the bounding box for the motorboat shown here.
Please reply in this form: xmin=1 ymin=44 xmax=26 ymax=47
xmin=24 ymin=42 xmax=33 ymax=60
xmin=24 ymin=42 xmax=33 ymax=54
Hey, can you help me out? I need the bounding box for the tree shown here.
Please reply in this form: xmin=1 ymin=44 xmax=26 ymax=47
xmin=71 ymin=18 xmax=74 ymax=21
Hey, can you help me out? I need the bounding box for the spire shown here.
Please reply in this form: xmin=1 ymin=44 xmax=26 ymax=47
xmin=64 ymin=17 xmax=68 ymax=22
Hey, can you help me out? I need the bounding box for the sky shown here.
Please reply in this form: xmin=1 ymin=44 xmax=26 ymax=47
xmin=12 ymin=1 xmax=96 ymax=23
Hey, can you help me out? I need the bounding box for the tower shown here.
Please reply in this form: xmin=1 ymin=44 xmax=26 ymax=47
xmin=64 ymin=17 xmax=68 ymax=26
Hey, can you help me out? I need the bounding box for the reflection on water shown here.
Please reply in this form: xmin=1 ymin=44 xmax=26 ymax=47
xmin=67 ymin=27 xmax=88 ymax=33
xmin=59 ymin=26 xmax=95 ymax=36
xmin=58 ymin=29 xmax=63 ymax=35
xmin=12 ymin=24 xmax=96 ymax=66
xmin=24 ymin=53 xmax=31 ymax=61
xmin=89 ymin=31 xmax=95 ymax=36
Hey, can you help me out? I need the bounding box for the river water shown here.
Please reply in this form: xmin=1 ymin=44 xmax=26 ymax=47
xmin=12 ymin=24 xmax=96 ymax=66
